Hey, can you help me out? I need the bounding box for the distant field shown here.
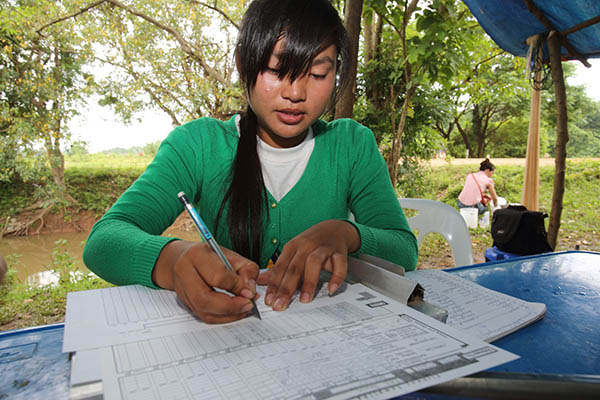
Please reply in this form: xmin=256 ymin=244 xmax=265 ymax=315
xmin=428 ymin=157 xmax=600 ymax=167
xmin=65 ymin=155 xmax=600 ymax=170
xmin=65 ymin=154 xmax=153 ymax=171
xmin=429 ymin=158 xmax=600 ymax=167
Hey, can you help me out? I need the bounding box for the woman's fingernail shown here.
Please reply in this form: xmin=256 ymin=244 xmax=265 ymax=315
xmin=241 ymin=288 xmax=253 ymax=299
xmin=265 ymin=293 xmax=274 ymax=305
xmin=248 ymin=279 xmax=256 ymax=293
xmin=300 ymin=292 xmax=311 ymax=303
xmin=329 ymin=283 xmax=339 ymax=295
xmin=242 ymin=302 xmax=253 ymax=313
xmin=273 ymin=297 xmax=286 ymax=311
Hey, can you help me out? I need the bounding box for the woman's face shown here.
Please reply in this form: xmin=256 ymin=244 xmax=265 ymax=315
xmin=248 ymin=40 xmax=337 ymax=148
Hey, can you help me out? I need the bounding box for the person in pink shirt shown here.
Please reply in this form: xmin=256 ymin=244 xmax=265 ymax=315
xmin=457 ymin=158 xmax=498 ymax=215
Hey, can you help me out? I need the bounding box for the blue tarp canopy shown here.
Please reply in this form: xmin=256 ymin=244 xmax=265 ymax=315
xmin=462 ymin=0 xmax=600 ymax=64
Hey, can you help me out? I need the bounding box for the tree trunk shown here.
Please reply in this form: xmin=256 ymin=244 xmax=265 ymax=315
xmin=364 ymin=11 xmax=384 ymax=108
xmin=363 ymin=13 xmax=373 ymax=61
xmin=47 ymin=43 xmax=74 ymax=204
xmin=388 ymin=85 xmax=416 ymax=187
xmin=472 ymin=104 xmax=484 ymax=157
xmin=385 ymin=0 xmax=420 ymax=185
xmin=455 ymin=118 xmax=473 ymax=157
xmin=335 ymin=0 xmax=363 ymax=119
xmin=45 ymin=134 xmax=66 ymax=194
xmin=546 ymin=31 xmax=569 ymax=250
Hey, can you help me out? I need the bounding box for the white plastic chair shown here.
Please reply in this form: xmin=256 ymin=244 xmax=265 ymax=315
xmin=399 ymin=198 xmax=474 ymax=267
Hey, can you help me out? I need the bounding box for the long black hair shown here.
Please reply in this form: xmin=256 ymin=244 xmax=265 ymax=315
xmin=216 ymin=0 xmax=350 ymax=263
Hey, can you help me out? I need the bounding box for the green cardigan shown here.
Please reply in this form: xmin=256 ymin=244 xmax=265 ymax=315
xmin=83 ymin=116 xmax=418 ymax=288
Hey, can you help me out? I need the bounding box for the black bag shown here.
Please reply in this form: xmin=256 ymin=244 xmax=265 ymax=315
xmin=491 ymin=205 xmax=553 ymax=255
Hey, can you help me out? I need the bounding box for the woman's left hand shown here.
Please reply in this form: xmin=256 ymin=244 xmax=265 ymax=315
xmin=257 ymin=219 xmax=360 ymax=311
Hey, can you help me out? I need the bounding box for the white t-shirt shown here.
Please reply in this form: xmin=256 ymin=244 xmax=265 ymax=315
xmin=257 ymin=128 xmax=314 ymax=202
xmin=235 ymin=115 xmax=314 ymax=202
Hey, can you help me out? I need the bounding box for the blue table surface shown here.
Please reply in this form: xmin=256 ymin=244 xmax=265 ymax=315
xmin=1 ymin=251 xmax=599 ymax=399
xmin=449 ymin=250 xmax=600 ymax=376
xmin=0 ymin=323 xmax=70 ymax=399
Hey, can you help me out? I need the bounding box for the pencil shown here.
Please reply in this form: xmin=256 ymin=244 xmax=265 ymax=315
xmin=177 ymin=191 xmax=262 ymax=320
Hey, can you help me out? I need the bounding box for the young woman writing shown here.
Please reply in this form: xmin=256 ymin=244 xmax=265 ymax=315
xmin=83 ymin=0 xmax=418 ymax=324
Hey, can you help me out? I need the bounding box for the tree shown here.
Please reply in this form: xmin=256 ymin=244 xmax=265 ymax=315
xmin=142 ymin=140 xmax=161 ymax=157
xmin=543 ymin=64 xmax=600 ymax=158
xmin=336 ymin=0 xmax=364 ymax=118
xmin=1 ymin=1 xmax=93 ymax=235
xmin=357 ymin=0 xmax=481 ymax=186
xmin=1 ymin=1 xmax=92 ymax=194
xmin=39 ymin=0 xmax=246 ymax=126
xmin=426 ymin=28 xmax=531 ymax=158
xmin=66 ymin=140 xmax=89 ymax=156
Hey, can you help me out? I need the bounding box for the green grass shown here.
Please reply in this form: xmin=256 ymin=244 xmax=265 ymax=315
xmin=413 ymin=160 xmax=600 ymax=267
xmin=65 ymin=153 xmax=153 ymax=171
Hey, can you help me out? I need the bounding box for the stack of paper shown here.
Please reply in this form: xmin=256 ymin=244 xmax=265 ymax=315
xmin=63 ymin=277 xmax=520 ymax=400
xmin=406 ymin=269 xmax=546 ymax=343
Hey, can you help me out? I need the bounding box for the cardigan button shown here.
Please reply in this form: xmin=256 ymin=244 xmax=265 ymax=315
xmin=270 ymin=202 xmax=277 ymax=209
xmin=271 ymin=238 xmax=279 ymax=245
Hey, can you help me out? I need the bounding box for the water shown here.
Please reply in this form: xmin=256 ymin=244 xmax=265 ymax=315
xmin=0 ymin=229 xmax=198 ymax=285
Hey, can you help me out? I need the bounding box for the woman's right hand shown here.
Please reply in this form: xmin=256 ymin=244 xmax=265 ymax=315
xmin=152 ymin=240 xmax=260 ymax=324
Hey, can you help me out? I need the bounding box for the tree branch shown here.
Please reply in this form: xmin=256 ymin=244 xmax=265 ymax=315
xmin=35 ymin=0 xmax=229 ymax=86
xmin=459 ymin=51 xmax=506 ymax=87
xmin=104 ymin=0 xmax=227 ymax=86
xmin=185 ymin=0 xmax=239 ymax=30
xmin=36 ymin=0 xmax=108 ymax=36
xmin=96 ymin=55 xmax=185 ymax=124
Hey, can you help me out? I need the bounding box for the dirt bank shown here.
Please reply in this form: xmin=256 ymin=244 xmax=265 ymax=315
xmin=3 ymin=209 xmax=194 ymax=238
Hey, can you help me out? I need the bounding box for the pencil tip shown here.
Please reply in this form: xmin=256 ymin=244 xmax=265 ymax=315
xmin=251 ymin=300 xmax=262 ymax=320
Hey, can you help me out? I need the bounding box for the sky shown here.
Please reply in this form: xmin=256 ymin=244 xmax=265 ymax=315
xmin=568 ymin=58 xmax=600 ymax=100
xmin=70 ymin=59 xmax=600 ymax=154
xmin=69 ymin=99 xmax=174 ymax=153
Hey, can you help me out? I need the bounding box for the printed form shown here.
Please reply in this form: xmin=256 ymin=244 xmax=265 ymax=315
xmin=406 ymin=269 xmax=546 ymax=342
xmin=64 ymin=283 xmax=517 ymax=400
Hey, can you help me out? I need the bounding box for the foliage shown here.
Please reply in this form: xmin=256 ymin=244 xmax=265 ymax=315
xmin=66 ymin=166 xmax=140 ymax=213
xmin=142 ymin=140 xmax=161 ymax=157
xmin=71 ymin=0 xmax=246 ymax=124
xmin=542 ymin=68 xmax=600 ymax=158
xmin=0 ymin=0 xmax=95 ymax=200
xmin=3 ymin=0 xmax=596 ymax=203
xmin=0 ymin=138 xmax=50 ymax=183
xmin=357 ymin=0 xmax=480 ymax=187
xmin=65 ymin=140 xmax=89 ymax=156
xmin=395 ymin=157 xmax=428 ymax=198
xmin=359 ymin=2 xmax=597 ymax=164
xmin=429 ymin=44 xmax=532 ymax=158
xmin=0 ymin=155 xmax=144 ymax=222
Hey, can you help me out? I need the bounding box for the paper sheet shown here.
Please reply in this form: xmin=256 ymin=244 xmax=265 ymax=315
xmin=63 ymin=281 xmax=342 ymax=353
xmin=406 ymin=269 xmax=546 ymax=342
xmin=65 ymin=283 xmax=517 ymax=400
